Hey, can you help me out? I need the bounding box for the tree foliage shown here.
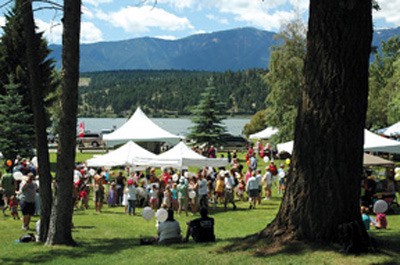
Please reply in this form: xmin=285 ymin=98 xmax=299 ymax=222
xmin=242 ymin=109 xmax=267 ymax=137
xmin=187 ymin=80 xmax=227 ymax=145
xmin=0 ymin=75 xmax=34 ymax=159
xmin=262 ymin=19 xmax=306 ymax=143
xmin=367 ymin=36 xmax=400 ymax=129
xmin=78 ymin=69 xmax=267 ymax=117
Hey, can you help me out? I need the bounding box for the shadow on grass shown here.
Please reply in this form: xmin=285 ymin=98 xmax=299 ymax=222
xmin=217 ymin=231 xmax=400 ymax=263
xmin=1 ymin=237 xmax=140 ymax=265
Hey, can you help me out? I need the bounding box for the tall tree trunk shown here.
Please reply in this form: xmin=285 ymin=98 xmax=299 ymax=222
xmin=260 ymin=0 xmax=373 ymax=243
xmin=46 ymin=0 xmax=81 ymax=246
xmin=20 ymin=0 xmax=52 ymax=242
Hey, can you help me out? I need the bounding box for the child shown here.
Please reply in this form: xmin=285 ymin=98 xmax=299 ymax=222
xmin=163 ymin=187 xmax=172 ymax=209
xmin=374 ymin=211 xmax=387 ymax=229
xmin=361 ymin=206 xmax=372 ymax=231
xmin=126 ymin=180 xmax=137 ymax=216
xmin=107 ymin=182 xmax=117 ymax=207
xmin=149 ymin=185 xmax=159 ymax=211
xmin=236 ymin=179 xmax=245 ymax=202
xmin=80 ymin=185 xmax=89 ymax=210
xmin=171 ymin=183 xmax=178 ymax=211
xmin=9 ymin=194 xmax=20 ymax=220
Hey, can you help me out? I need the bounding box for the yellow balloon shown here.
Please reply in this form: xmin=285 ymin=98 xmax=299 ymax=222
xmin=285 ymin=158 xmax=291 ymax=165
xmin=395 ymin=173 xmax=400 ymax=181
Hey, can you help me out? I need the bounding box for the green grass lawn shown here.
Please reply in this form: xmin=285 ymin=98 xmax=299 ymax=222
xmin=1 ymin=193 xmax=400 ymax=265
xmin=1 ymin=152 xmax=400 ymax=265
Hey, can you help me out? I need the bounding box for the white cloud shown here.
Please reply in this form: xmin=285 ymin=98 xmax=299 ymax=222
xmin=98 ymin=5 xmax=193 ymax=33
xmin=374 ymin=1 xmax=400 ymax=26
xmin=154 ymin=35 xmax=177 ymax=40
xmin=159 ymin=0 xmax=197 ymax=9
xmin=0 ymin=16 xmax=5 ymax=27
xmin=81 ymin=22 xmax=103 ymax=43
xmin=35 ymin=19 xmax=102 ymax=44
xmin=83 ymin=0 xmax=113 ymax=8
xmin=206 ymin=14 xmax=228 ymax=25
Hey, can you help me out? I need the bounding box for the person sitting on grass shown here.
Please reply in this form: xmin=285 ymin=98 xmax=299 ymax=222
xmin=157 ymin=209 xmax=182 ymax=245
xmin=184 ymin=208 xmax=215 ymax=243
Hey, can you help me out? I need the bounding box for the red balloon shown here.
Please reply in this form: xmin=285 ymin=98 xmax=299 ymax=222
xmin=6 ymin=159 xmax=12 ymax=167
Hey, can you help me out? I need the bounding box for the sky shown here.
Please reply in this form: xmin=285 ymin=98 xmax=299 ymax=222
xmin=0 ymin=0 xmax=399 ymax=44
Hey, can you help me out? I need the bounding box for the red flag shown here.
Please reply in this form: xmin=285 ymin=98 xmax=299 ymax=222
xmin=78 ymin=121 xmax=85 ymax=138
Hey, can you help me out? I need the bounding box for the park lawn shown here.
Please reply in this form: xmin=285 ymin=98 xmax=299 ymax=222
xmin=0 ymin=195 xmax=399 ymax=265
xmin=1 ymin=152 xmax=399 ymax=264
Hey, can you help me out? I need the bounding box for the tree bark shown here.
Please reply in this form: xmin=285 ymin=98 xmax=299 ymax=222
xmin=46 ymin=0 xmax=81 ymax=246
xmin=261 ymin=0 xmax=373 ymax=243
xmin=20 ymin=0 xmax=53 ymax=242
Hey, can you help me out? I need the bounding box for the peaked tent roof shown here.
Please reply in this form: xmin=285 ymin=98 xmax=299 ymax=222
xmin=364 ymin=129 xmax=400 ymax=153
xmin=277 ymin=130 xmax=400 ymax=155
xmin=137 ymin=142 xmax=228 ymax=169
xmin=382 ymin=121 xmax=400 ymax=137
xmin=363 ymin=153 xmax=395 ymax=167
xmin=86 ymin=141 xmax=158 ymax=167
xmin=249 ymin=127 xmax=279 ymax=140
xmin=103 ymin=107 xmax=180 ymax=145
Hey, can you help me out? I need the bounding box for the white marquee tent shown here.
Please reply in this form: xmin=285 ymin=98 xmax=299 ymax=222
xmin=103 ymin=107 xmax=181 ymax=146
xmin=86 ymin=141 xmax=159 ymax=167
xmin=137 ymin=141 xmax=229 ymax=169
xmin=249 ymin=127 xmax=279 ymax=140
xmin=277 ymin=129 xmax=400 ymax=155
xmin=382 ymin=121 xmax=400 ymax=137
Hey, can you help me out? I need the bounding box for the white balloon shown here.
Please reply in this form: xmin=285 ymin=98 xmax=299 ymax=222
xmin=13 ymin=171 xmax=23 ymax=181
xmin=172 ymin=174 xmax=179 ymax=182
xmin=373 ymin=199 xmax=388 ymax=214
xmin=263 ymin=156 xmax=269 ymax=163
xmin=89 ymin=169 xmax=96 ymax=176
xmin=142 ymin=207 xmax=154 ymax=221
xmin=155 ymin=208 xmax=168 ymax=222
xmin=395 ymin=173 xmax=400 ymax=181
xmin=188 ymin=190 xmax=196 ymax=199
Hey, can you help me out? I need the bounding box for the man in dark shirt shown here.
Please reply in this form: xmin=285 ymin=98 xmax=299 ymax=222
xmin=185 ymin=208 xmax=215 ymax=243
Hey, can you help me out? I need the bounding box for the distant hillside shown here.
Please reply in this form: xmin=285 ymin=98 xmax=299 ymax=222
xmin=50 ymin=27 xmax=277 ymax=72
xmin=78 ymin=69 xmax=268 ymax=117
xmin=49 ymin=27 xmax=400 ymax=73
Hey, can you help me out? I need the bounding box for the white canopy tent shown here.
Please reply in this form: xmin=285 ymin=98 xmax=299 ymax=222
xmin=103 ymin=107 xmax=181 ymax=146
xmin=382 ymin=121 xmax=400 ymax=137
xmin=277 ymin=129 xmax=400 ymax=155
xmin=86 ymin=141 xmax=159 ymax=167
xmin=249 ymin=127 xmax=279 ymax=140
xmin=137 ymin=141 xmax=228 ymax=169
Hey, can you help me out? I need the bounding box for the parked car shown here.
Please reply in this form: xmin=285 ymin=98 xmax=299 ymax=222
xmin=217 ymin=134 xmax=251 ymax=150
xmin=76 ymin=133 xmax=105 ymax=147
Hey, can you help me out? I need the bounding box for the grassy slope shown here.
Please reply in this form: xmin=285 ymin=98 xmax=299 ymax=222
xmin=0 ymin=153 xmax=399 ymax=265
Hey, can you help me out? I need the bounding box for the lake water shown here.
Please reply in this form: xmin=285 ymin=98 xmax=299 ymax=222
xmin=77 ymin=117 xmax=250 ymax=136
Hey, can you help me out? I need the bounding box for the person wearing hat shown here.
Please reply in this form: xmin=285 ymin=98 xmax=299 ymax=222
xmin=19 ymin=173 xmax=38 ymax=230
xmin=126 ymin=179 xmax=137 ymax=215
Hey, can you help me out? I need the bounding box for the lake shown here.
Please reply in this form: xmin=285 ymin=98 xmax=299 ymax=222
xmin=77 ymin=117 xmax=250 ymax=136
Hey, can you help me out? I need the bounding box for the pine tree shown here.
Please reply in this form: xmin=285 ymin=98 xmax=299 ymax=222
xmin=188 ymin=80 xmax=227 ymax=146
xmin=0 ymin=75 xmax=34 ymax=160
xmin=0 ymin=0 xmax=58 ymax=129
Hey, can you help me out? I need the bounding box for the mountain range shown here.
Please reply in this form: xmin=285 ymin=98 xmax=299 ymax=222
xmin=48 ymin=27 xmax=400 ymax=73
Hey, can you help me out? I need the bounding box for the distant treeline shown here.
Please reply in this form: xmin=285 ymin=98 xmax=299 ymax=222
xmin=78 ymin=69 xmax=268 ymax=117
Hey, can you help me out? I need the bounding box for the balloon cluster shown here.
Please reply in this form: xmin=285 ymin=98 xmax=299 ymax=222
xmin=142 ymin=207 xmax=169 ymax=222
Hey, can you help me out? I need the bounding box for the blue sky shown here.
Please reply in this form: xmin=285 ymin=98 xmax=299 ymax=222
xmin=1 ymin=0 xmax=399 ymax=44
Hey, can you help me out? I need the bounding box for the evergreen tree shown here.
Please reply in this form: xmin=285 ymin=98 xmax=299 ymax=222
xmin=0 ymin=75 xmax=34 ymax=159
xmin=0 ymin=0 xmax=58 ymax=131
xmin=188 ymin=80 xmax=227 ymax=146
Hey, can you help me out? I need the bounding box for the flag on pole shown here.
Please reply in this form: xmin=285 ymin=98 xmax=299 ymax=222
xmin=78 ymin=121 xmax=85 ymax=138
